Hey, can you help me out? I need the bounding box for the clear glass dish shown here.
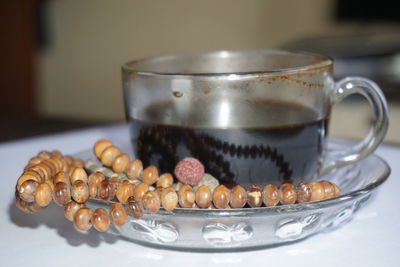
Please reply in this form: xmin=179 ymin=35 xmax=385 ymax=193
xmin=80 ymin=141 xmax=390 ymax=251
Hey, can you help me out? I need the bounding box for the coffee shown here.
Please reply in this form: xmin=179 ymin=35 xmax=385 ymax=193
xmin=128 ymin=98 xmax=327 ymax=186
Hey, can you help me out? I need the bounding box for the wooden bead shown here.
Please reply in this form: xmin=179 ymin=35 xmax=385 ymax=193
xmin=64 ymin=201 xmax=85 ymax=221
xmin=98 ymin=179 xmax=113 ymax=201
xmin=212 ymin=185 xmax=231 ymax=209
xmin=279 ymin=183 xmax=297 ymax=205
xmin=51 ymin=150 xmax=63 ymax=158
xmin=110 ymin=203 xmax=127 ymax=226
xmin=142 ymin=191 xmax=161 ymax=213
xmin=31 ymin=163 xmax=52 ymax=181
xmin=93 ymin=139 xmax=113 ymax=159
xmin=37 ymin=150 xmax=51 ymax=159
xmin=70 ymin=167 xmax=88 ymax=184
xmin=72 ymin=159 xmax=84 ymax=168
xmin=133 ymin=182 xmax=149 ymax=200
xmin=92 ymin=208 xmax=110 ymax=232
xmin=17 ymin=171 xmax=42 ymax=189
xmin=64 ymin=155 xmax=73 ymax=166
xmin=112 ymin=153 xmax=129 ymax=173
xmin=100 ymin=145 xmax=121 ymax=167
xmin=161 ymin=187 xmax=178 ymax=211
xmin=15 ymin=191 xmax=43 ymax=214
xmin=332 ymin=183 xmax=340 ymax=197
xmin=320 ymin=180 xmax=336 ymax=199
xmin=126 ymin=159 xmax=143 ymax=179
xmin=178 ymin=184 xmax=195 ymax=208
xmin=18 ymin=179 xmax=39 ymax=202
xmin=109 ymin=176 xmax=122 ymax=195
xmin=54 ymin=182 xmax=71 ymax=206
xmin=125 ymin=196 xmax=144 ymax=219
xmin=53 ymin=171 xmax=70 ymax=185
xmin=296 ymin=182 xmax=312 ymax=203
xmin=262 ymin=184 xmax=279 ymax=207
xmin=28 ymin=156 xmax=42 ymax=166
xmin=35 ymin=182 xmax=53 ymax=207
xmin=308 ymin=181 xmax=325 ymax=201
xmin=230 ymin=185 xmax=247 ymax=208
xmin=41 ymin=160 xmax=56 ymax=178
xmin=116 ymin=180 xmax=135 ymax=203
xmin=153 ymin=186 xmax=163 ymax=198
xmin=247 ymin=185 xmax=262 ymax=207
xmin=45 ymin=158 xmax=62 ymax=174
xmin=74 ymin=207 xmax=93 ymax=231
xmin=71 ymin=180 xmax=89 ymax=203
xmin=195 ymin=185 xmax=212 ymax=209
xmin=156 ymin=173 xmax=173 ymax=188
xmin=88 ymin=172 xmax=105 ymax=198
xmin=141 ymin=165 xmax=159 ymax=185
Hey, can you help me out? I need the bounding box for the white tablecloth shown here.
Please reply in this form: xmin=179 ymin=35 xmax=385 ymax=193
xmin=1 ymin=124 xmax=399 ymax=267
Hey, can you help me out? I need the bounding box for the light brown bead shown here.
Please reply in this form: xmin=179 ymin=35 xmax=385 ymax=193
xmin=93 ymin=139 xmax=113 ymax=159
xmin=212 ymin=185 xmax=231 ymax=209
xmin=18 ymin=179 xmax=39 ymax=202
xmin=178 ymin=184 xmax=195 ymax=208
xmin=54 ymin=182 xmax=71 ymax=206
xmin=320 ymin=180 xmax=335 ymax=199
xmin=230 ymin=185 xmax=247 ymax=208
xmin=74 ymin=207 xmax=93 ymax=231
xmin=100 ymin=145 xmax=121 ymax=167
xmin=35 ymin=182 xmax=53 ymax=207
xmin=161 ymin=187 xmax=178 ymax=211
xmin=53 ymin=171 xmax=70 ymax=185
xmin=112 ymin=153 xmax=129 ymax=173
xmin=41 ymin=160 xmax=55 ymax=178
xmin=28 ymin=156 xmax=42 ymax=166
xmin=44 ymin=179 xmax=55 ymax=193
xmin=64 ymin=201 xmax=85 ymax=221
xmin=279 ymin=183 xmax=297 ymax=205
xmin=91 ymin=208 xmax=110 ymax=232
xmin=262 ymin=184 xmax=279 ymax=207
xmin=296 ymin=182 xmax=312 ymax=203
xmin=71 ymin=180 xmax=89 ymax=203
xmin=109 ymin=203 xmax=127 ymax=226
xmin=88 ymin=172 xmax=105 ymax=198
xmin=247 ymin=185 xmax=262 ymax=208
xmin=195 ymin=185 xmax=212 ymax=209
xmin=157 ymin=173 xmax=173 ymax=188
xmin=133 ymin=182 xmax=149 ymax=200
xmin=17 ymin=171 xmax=42 ymax=189
xmin=27 ymin=165 xmax=48 ymax=181
xmin=154 ymin=186 xmax=163 ymax=198
xmin=125 ymin=196 xmax=144 ymax=219
xmin=116 ymin=180 xmax=135 ymax=203
xmin=63 ymin=155 xmax=73 ymax=166
xmin=126 ymin=159 xmax=143 ymax=180
xmin=109 ymin=176 xmax=122 ymax=197
xmin=308 ymin=181 xmax=325 ymax=202
xmin=332 ymin=183 xmax=340 ymax=197
xmin=51 ymin=150 xmax=63 ymax=158
xmin=37 ymin=150 xmax=51 ymax=160
xmin=98 ymin=179 xmax=113 ymax=201
xmin=15 ymin=192 xmax=43 ymax=214
xmin=70 ymin=167 xmax=88 ymax=184
xmin=141 ymin=165 xmax=159 ymax=185
xmin=72 ymin=159 xmax=84 ymax=168
xmin=45 ymin=158 xmax=61 ymax=174
xmin=142 ymin=191 xmax=161 ymax=213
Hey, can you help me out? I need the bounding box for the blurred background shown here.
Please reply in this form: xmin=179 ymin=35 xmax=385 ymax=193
xmin=1 ymin=0 xmax=399 ymax=143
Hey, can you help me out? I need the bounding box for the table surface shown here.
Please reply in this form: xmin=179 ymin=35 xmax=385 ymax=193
xmin=1 ymin=124 xmax=399 ymax=267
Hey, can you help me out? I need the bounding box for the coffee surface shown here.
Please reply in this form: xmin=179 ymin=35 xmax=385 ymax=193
xmin=129 ymin=98 xmax=327 ymax=185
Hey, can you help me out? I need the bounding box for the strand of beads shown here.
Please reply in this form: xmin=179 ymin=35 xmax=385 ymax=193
xmin=15 ymin=139 xmax=341 ymax=234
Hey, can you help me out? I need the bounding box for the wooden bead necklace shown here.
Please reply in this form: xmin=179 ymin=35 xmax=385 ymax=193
xmin=15 ymin=139 xmax=340 ymax=233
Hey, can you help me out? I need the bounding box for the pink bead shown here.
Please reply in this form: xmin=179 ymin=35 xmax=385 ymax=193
xmin=174 ymin=157 xmax=205 ymax=186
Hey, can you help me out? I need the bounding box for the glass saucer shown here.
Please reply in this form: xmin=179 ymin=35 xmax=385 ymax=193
xmin=80 ymin=141 xmax=390 ymax=251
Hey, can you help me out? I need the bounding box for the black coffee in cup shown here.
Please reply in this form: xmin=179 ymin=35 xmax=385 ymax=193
xmin=129 ymin=97 xmax=327 ymax=186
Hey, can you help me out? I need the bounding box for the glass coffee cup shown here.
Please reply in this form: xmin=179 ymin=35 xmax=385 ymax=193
xmin=122 ymin=50 xmax=388 ymax=186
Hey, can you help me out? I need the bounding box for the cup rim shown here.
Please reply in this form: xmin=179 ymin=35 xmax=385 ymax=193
xmin=122 ymin=49 xmax=333 ymax=77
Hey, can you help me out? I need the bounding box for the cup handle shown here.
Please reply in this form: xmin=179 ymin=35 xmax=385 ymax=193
xmin=319 ymin=76 xmax=389 ymax=176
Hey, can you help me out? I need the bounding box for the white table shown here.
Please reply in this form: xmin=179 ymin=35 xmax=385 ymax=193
xmin=1 ymin=124 xmax=399 ymax=267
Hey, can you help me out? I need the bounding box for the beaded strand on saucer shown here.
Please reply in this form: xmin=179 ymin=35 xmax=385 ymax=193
xmin=15 ymin=139 xmax=340 ymax=233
